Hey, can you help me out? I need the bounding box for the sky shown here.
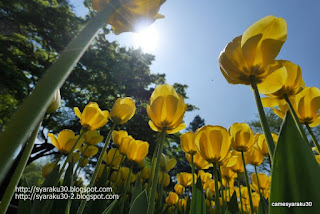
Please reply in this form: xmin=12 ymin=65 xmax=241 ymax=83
xmin=69 ymin=0 xmax=320 ymax=129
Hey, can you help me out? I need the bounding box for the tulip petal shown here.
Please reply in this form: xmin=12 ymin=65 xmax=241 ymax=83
xmin=257 ymin=66 xmax=287 ymax=94
xmin=57 ymin=130 xmax=75 ymax=147
xmin=148 ymin=120 xmax=161 ymax=132
xmin=48 ymin=133 xmax=60 ymax=151
xmin=261 ymin=97 xmax=285 ymax=108
xmin=167 ymin=123 xmax=186 ymax=134
xmin=74 ymin=107 xmax=82 ymax=119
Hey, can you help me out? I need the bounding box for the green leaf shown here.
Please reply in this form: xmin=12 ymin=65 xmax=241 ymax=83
xmin=270 ymin=112 xmax=320 ymax=213
xmin=18 ymin=178 xmax=31 ymax=214
xmin=50 ymin=161 xmax=74 ymax=214
xmin=129 ymin=189 xmax=148 ymax=214
xmin=190 ymin=177 xmax=206 ymax=214
xmin=102 ymin=199 xmax=118 ymax=214
xmin=131 ymin=177 xmax=142 ymax=205
xmin=257 ymin=197 xmax=268 ymax=214
xmin=225 ymin=192 xmax=240 ymax=214
xmin=31 ymin=164 xmax=60 ymax=214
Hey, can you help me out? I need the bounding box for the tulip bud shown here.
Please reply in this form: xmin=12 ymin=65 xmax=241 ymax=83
xmin=46 ymin=89 xmax=61 ymax=114
xmin=110 ymin=97 xmax=136 ymax=124
xmin=42 ymin=162 xmax=56 ymax=178
xmin=160 ymin=153 xmax=167 ymax=172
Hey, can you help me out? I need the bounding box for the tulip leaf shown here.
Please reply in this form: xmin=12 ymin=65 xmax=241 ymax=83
xmin=31 ymin=164 xmax=60 ymax=214
xmin=129 ymin=189 xmax=148 ymax=214
xmin=270 ymin=112 xmax=320 ymax=213
xmin=131 ymin=177 xmax=142 ymax=205
xmin=17 ymin=178 xmax=31 ymax=214
xmin=50 ymin=161 xmax=73 ymax=214
xmin=225 ymin=192 xmax=240 ymax=214
xmin=190 ymin=177 xmax=206 ymax=214
xmin=102 ymin=199 xmax=118 ymax=214
xmin=257 ymin=197 xmax=268 ymax=214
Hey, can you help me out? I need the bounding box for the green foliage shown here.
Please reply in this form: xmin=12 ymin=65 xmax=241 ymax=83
xmin=21 ymin=162 xmax=45 ymax=187
xmin=190 ymin=177 xmax=206 ymax=214
xmin=248 ymin=108 xmax=282 ymax=134
xmin=270 ymin=112 xmax=320 ymax=213
xmin=129 ymin=190 xmax=148 ymax=214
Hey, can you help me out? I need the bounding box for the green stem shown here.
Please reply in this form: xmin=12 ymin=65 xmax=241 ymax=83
xmin=305 ymin=123 xmax=320 ymax=153
xmin=0 ymin=120 xmax=42 ymax=214
xmin=254 ymin=166 xmax=262 ymax=198
xmin=147 ymin=128 xmax=167 ymax=214
xmin=59 ymin=129 xmax=86 ymax=178
xmin=0 ymin=0 xmax=122 ymax=183
xmin=218 ymin=165 xmax=225 ymax=210
xmin=250 ymin=75 xmax=275 ymax=162
xmin=147 ymin=139 xmax=160 ymax=195
xmin=213 ymin=163 xmax=221 ymax=214
xmin=241 ymin=151 xmax=254 ymax=214
xmin=237 ymin=174 xmax=244 ymax=214
xmin=106 ymin=148 xmax=117 ymax=180
xmin=227 ymin=180 xmax=231 ymax=202
xmin=158 ymin=171 xmax=165 ymax=210
xmin=284 ymin=94 xmax=311 ymax=149
xmin=191 ymin=154 xmax=195 ymax=191
xmin=114 ymin=155 xmax=125 ymax=187
xmin=120 ymin=162 xmax=133 ymax=214
xmin=77 ymin=123 xmax=116 ymax=214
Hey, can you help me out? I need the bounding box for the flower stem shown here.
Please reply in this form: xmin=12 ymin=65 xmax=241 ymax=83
xmin=119 ymin=162 xmax=133 ymax=214
xmin=305 ymin=123 xmax=320 ymax=153
xmin=114 ymin=155 xmax=125 ymax=186
xmin=147 ymin=128 xmax=167 ymax=214
xmin=147 ymin=139 xmax=160 ymax=195
xmin=237 ymin=174 xmax=244 ymax=214
xmin=218 ymin=165 xmax=226 ymax=210
xmin=254 ymin=166 xmax=262 ymax=198
xmin=284 ymin=94 xmax=311 ymax=148
xmin=241 ymin=151 xmax=254 ymax=214
xmin=250 ymin=75 xmax=275 ymax=162
xmin=213 ymin=163 xmax=221 ymax=214
xmin=158 ymin=171 xmax=165 ymax=210
xmin=191 ymin=154 xmax=195 ymax=191
xmin=77 ymin=123 xmax=116 ymax=214
xmin=0 ymin=0 xmax=122 ymax=183
xmin=0 ymin=120 xmax=42 ymax=214
xmin=106 ymin=148 xmax=117 ymax=180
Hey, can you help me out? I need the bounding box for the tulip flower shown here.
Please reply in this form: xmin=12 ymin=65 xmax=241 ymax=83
xmin=177 ymin=172 xmax=193 ymax=187
xmin=251 ymin=173 xmax=271 ymax=196
xmin=174 ymin=184 xmax=185 ymax=195
xmin=246 ymin=145 xmax=264 ymax=166
xmin=74 ymin=102 xmax=109 ymax=130
xmin=198 ymin=170 xmax=212 ymax=184
xmin=80 ymin=144 xmax=99 ymax=158
xmin=229 ymin=123 xmax=255 ymax=152
xmin=178 ymin=197 xmax=188 ymax=212
xmin=195 ymin=125 xmax=231 ymax=164
xmin=141 ymin=167 xmax=151 ymax=180
xmin=220 ymin=167 xmax=237 ymax=181
xmin=120 ymin=167 xmax=136 ymax=183
xmin=46 ymin=89 xmax=61 ymax=114
xmin=112 ymin=130 xmax=130 ymax=148
xmin=109 ymin=97 xmax=136 ymax=124
xmin=251 ymin=192 xmax=261 ymax=211
xmin=138 ymin=159 xmax=146 ymax=169
xmin=92 ymin=0 xmax=166 ymax=35
xmin=126 ymin=140 xmax=149 ymax=163
xmin=203 ymin=179 xmax=220 ymax=194
xmin=82 ymin=130 xmax=104 ymax=145
xmin=186 ymin=152 xmax=212 ymax=169
xmin=96 ymin=164 xmax=107 ymax=180
xmin=118 ymin=136 xmax=135 ymax=155
xmin=230 ymin=151 xmax=245 ymax=173
xmin=48 ymin=130 xmax=84 ymax=155
xmin=103 ymin=148 xmax=123 ymax=169
xmin=219 ymin=15 xmax=287 ymax=88
xmin=160 ymin=154 xmax=177 ymax=172
xmin=158 ymin=172 xmax=170 ymax=187
xmin=316 ymin=155 xmax=320 ymax=165
xmin=165 ymin=192 xmax=179 ymax=206
xmin=181 ymin=132 xmax=197 ymax=155
xmin=80 ymin=158 xmax=89 ymax=167
xmin=67 ymin=152 xmax=80 ymax=165
xmin=261 ymin=60 xmax=304 ymax=107
xmin=147 ymin=84 xmax=187 ymax=134
xmin=42 ymin=162 xmax=56 ymax=178
xmin=257 ymin=133 xmax=278 ymax=156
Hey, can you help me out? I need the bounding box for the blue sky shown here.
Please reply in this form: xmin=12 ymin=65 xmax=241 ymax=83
xmin=70 ymin=0 xmax=320 ymax=129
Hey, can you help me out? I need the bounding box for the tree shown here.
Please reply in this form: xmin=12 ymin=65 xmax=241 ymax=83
xmin=187 ymin=115 xmax=205 ymax=132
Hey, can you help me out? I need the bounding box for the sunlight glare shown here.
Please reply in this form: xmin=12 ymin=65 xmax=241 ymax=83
xmin=133 ymin=25 xmax=159 ymax=53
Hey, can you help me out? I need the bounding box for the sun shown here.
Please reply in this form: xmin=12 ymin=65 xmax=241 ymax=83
xmin=133 ymin=25 xmax=159 ymax=53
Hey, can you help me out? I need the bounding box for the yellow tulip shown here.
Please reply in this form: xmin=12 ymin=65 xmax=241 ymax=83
xmin=204 ymin=179 xmax=220 ymax=194
xmin=186 ymin=153 xmax=212 ymax=169
xmin=160 ymin=154 xmax=177 ymax=172
xmin=195 ymin=125 xmax=231 ymax=163
xmin=158 ymin=172 xmax=170 ymax=187
xmin=315 ymin=155 xmax=320 ymax=165
xmin=165 ymin=192 xmax=178 ymax=206
xmin=67 ymin=152 xmax=80 ymax=165
xmin=251 ymin=192 xmax=260 ymax=210
xmin=48 ymin=130 xmax=84 ymax=154
xmin=74 ymin=102 xmax=109 ymax=130
xmin=222 ymin=178 xmax=235 ymax=189
xmin=120 ymin=167 xmax=136 ymax=183
xmin=97 ymin=164 xmax=107 ymax=180
xmin=220 ymin=166 xmax=237 ymax=181
xmin=220 ymin=152 xmax=238 ymax=168
xmin=147 ymin=84 xmax=187 ymax=134
xmin=112 ymin=130 xmax=130 ymax=148
xmin=138 ymin=159 xmax=146 ymax=169
xmin=126 ymin=140 xmax=149 ymax=163
xmin=178 ymin=197 xmax=188 ymax=212
xmin=80 ymin=158 xmax=89 ymax=167
xmin=174 ymin=184 xmax=185 ymax=195
xmin=206 ymin=199 xmax=214 ymax=208
xmin=42 ymin=162 xmax=56 ymax=178
xmin=110 ymin=171 xmax=122 ymax=187
xmin=80 ymin=144 xmax=99 ymax=158
xmin=177 ymin=172 xmax=193 ymax=187
xmin=229 ymin=123 xmax=255 ymax=152
xmin=261 ymin=60 xmax=304 ymax=107
xmin=219 ymin=15 xmax=287 ymax=90
xmin=245 ymin=145 xmax=264 ymax=166
xmin=181 ymin=132 xmax=197 ymax=155
xmin=141 ymin=167 xmax=151 ymax=180
xmin=103 ymin=148 xmax=123 ymax=168
xmin=92 ymin=0 xmax=165 ymax=35
xmin=198 ymin=170 xmax=212 ymax=184
xmin=257 ymin=133 xmax=278 ymax=156
xmin=110 ymin=97 xmax=136 ymax=124
xmin=83 ymin=130 xmax=104 ymax=145
xmin=46 ymin=89 xmax=61 ymax=114
xmin=251 ymin=173 xmax=271 ymax=194
xmin=118 ymin=136 xmax=135 ymax=155
xmin=230 ymin=151 xmax=245 ymax=173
